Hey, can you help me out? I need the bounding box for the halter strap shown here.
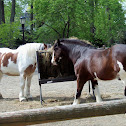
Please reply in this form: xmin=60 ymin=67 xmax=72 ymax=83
xmin=39 ymin=44 xmax=44 ymax=50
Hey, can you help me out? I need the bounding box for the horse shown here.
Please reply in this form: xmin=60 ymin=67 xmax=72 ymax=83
xmin=0 ymin=43 xmax=47 ymax=102
xmin=51 ymin=38 xmax=126 ymax=105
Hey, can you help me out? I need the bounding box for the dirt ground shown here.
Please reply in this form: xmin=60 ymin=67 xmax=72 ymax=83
xmin=0 ymin=72 xmax=126 ymax=126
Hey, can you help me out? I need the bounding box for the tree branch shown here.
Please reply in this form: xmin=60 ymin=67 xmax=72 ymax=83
xmin=42 ymin=22 xmax=61 ymax=38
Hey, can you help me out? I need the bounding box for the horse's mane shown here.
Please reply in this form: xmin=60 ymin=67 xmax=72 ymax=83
xmin=68 ymin=37 xmax=92 ymax=45
xmin=17 ymin=43 xmax=41 ymax=57
xmin=59 ymin=38 xmax=95 ymax=48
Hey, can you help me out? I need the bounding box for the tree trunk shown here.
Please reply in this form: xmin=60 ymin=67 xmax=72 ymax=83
xmin=106 ymin=7 xmax=114 ymax=46
xmin=30 ymin=0 xmax=33 ymax=32
xmin=0 ymin=0 xmax=5 ymax=24
xmin=10 ymin=0 xmax=15 ymax=23
xmin=0 ymin=0 xmax=2 ymax=24
xmin=62 ymin=22 xmax=67 ymax=38
xmin=89 ymin=0 xmax=95 ymax=42
xmin=66 ymin=16 xmax=70 ymax=38
xmin=1 ymin=0 xmax=5 ymax=23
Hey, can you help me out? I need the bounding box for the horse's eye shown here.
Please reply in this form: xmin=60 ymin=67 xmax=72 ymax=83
xmin=54 ymin=48 xmax=58 ymax=51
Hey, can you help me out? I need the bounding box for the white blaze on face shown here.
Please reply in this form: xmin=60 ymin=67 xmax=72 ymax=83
xmin=51 ymin=51 xmax=57 ymax=65
xmin=51 ymin=51 xmax=54 ymax=64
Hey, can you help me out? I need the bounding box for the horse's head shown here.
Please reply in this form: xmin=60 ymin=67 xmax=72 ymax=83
xmin=39 ymin=43 xmax=52 ymax=50
xmin=51 ymin=39 xmax=64 ymax=65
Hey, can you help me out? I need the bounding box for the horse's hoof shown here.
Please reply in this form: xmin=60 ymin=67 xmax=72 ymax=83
xmin=73 ymin=99 xmax=80 ymax=105
xmin=96 ymin=99 xmax=102 ymax=103
xmin=19 ymin=97 xmax=27 ymax=102
xmin=26 ymin=95 xmax=33 ymax=101
xmin=0 ymin=93 xmax=3 ymax=99
xmin=27 ymin=97 xmax=33 ymax=101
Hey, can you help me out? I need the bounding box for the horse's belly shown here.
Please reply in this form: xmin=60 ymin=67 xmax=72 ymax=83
xmin=1 ymin=63 xmax=20 ymax=76
xmin=94 ymin=60 xmax=126 ymax=81
xmin=94 ymin=72 xmax=117 ymax=81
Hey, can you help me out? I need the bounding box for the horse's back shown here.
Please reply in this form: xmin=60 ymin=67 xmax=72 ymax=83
xmin=112 ymin=44 xmax=126 ymax=54
xmin=75 ymin=46 xmax=120 ymax=80
xmin=0 ymin=48 xmax=15 ymax=53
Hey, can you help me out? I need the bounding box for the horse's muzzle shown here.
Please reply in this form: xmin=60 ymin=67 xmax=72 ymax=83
xmin=51 ymin=61 xmax=57 ymax=65
xmin=51 ymin=58 xmax=57 ymax=65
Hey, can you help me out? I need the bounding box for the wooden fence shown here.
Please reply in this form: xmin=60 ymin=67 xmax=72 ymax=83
xmin=0 ymin=99 xmax=126 ymax=126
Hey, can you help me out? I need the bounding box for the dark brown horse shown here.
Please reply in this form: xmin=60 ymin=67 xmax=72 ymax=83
xmin=51 ymin=38 xmax=126 ymax=105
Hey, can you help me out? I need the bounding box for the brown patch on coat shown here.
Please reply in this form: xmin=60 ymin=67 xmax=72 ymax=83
xmin=24 ymin=64 xmax=36 ymax=76
xmin=0 ymin=53 xmax=7 ymax=68
xmin=0 ymin=52 xmax=3 ymax=67
xmin=2 ymin=52 xmax=18 ymax=67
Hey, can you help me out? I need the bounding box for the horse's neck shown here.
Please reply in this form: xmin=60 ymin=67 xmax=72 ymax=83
xmin=64 ymin=44 xmax=85 ymax=65
xmin=17 ymin=43 xmax=41 ymax=61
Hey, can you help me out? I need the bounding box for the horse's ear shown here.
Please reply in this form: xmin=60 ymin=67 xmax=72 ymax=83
xmin=57 ymin=39 xmax=61 ymax=46
xmin=44 ymin=43 xmax=47 ymax=49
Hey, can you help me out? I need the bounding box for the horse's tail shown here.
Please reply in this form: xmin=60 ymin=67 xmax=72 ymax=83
xmin=124 ymin=86 xmax=126 ymax=96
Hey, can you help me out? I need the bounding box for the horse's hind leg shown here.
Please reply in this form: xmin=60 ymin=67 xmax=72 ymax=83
xmin=122 ymin=80 xmax=126 ymax=96
xmin=19 ymin=73 xmax=27 ymax=102
xmin=117 ymin=78 xmax=126 ymax=97
xmin=91 ymin=79 xmax=102 ymax=103
xmin=121 ymin=80 xmax=126 ymax=96
xmin=26 ymin=75 xmax=33 ymax=100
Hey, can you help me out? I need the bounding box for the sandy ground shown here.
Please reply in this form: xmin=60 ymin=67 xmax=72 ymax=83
xmin=0 ymin=72 xmax=126 ymax=126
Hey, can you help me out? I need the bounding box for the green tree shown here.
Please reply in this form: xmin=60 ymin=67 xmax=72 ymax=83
xmin=33 ymin=0 xmax=80 ymax=42
xmin=0 ymin=0 xmax=125 ymax=47
xmin=94 ymin=0 xmax=125 ymax=46
xmin=0 ymin=0 xmax=27 ymax=48
xmin=33 ymin=0 xmax=125 ymax=46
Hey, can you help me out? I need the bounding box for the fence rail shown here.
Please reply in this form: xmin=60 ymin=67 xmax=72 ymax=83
xmin=0 ymin=99 xmax=126 ymax=126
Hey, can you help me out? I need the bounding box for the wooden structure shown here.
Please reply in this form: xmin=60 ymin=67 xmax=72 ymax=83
xmin=36 ymin=50 xmax=76 ymax=104
xmin=0 ymin=99 xmax=126 ymax=125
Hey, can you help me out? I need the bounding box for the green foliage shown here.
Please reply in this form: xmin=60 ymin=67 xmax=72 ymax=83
xmin=0 ymin=0 xmax=126 ymax=47
xmin=94 ymin=0 xmax=125 ymax=46
xmin=0 ymin=0 xmax=28 ymax=48
xmin=33 ymin=0 xmax=126 ymax=46
xmin=0 ymin=22 xmax=21 ymax=48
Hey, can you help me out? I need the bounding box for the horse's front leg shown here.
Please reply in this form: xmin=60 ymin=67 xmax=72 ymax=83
xmin=91 ymin=79 xmax=102 ymax=102
xmin=19 ymin=73 xmax=26 ymax=102
xmin=73 ymin=78 xmax=86 ymax=105
xmin=26 ymin=75 xmax=33 ymax=100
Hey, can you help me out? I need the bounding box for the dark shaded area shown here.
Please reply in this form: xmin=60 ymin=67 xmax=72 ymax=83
xmin=37 ymin=51 xmax=75 ymax=79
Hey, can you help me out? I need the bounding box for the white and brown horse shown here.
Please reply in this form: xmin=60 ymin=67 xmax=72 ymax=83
xmin=0 ymin=43 xmax=47 ymax=101
xmin=51 ymin=39 xmax=126 ymax=105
